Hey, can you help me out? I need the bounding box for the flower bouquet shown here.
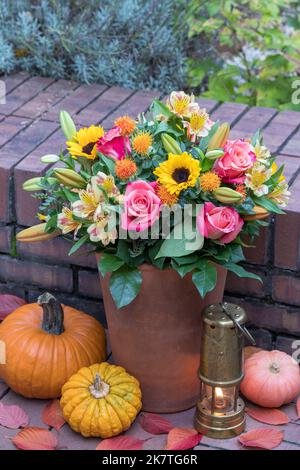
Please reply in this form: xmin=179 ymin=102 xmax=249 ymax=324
xmin=18 ymin=91 xmax=290 ymax=308
xmin=17 ymin=91 xmax=290 ymax=412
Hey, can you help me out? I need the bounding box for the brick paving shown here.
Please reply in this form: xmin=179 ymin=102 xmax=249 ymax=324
xmin=0 ymin=74 xmax=300 ymax=450
xmin=1 ymin=376 xmax=300 ymax=450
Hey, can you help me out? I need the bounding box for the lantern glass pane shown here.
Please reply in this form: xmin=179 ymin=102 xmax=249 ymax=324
xmin=202 ymin=384 xmax=236 ymax=414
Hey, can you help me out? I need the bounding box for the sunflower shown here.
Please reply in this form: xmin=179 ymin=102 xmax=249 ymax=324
xmin=67 ymin=125 xmax=104 ymax=160
xmin=153 ymin=152 xmax=200 ymax=195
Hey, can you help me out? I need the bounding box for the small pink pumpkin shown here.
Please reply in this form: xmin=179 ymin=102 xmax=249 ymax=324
xmin=241 ymin=350 xmax=300 ymax=408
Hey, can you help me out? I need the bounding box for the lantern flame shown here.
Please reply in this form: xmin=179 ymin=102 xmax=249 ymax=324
xmin=215 ymin=387 xmax=224 ymax=400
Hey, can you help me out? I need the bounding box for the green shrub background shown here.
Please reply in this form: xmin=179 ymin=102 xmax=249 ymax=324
xmin=0 ymin=0 xmax=187 ymax=92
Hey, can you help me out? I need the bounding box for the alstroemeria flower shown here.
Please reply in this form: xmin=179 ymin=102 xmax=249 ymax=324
xmin=166 ymin=91 xmax=199 ymax=117
xmin=183 ymin=109 xmax=214 ymax=142
xmin=57 ymin=207 xmax=82 ymax=235
xmin=91 ymin=171 xmax=119 ymax=198
xmin=72 ymin=180 xmax=104 ymax=220
xmin=245 ymin=163 xmax=272 ymax=196
xmin=97 ymin=126 xmax=131 ymax=160
xmin=87 ymin=205 xmax=117 ymax=245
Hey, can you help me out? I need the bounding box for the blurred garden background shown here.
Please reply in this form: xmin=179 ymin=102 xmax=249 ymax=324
xmin=1 ymin=0 xmax=300 ymax=110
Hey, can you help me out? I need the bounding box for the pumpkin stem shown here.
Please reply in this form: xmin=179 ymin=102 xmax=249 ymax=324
xmin=270 ymin=362 xmax=280 ymax=374
xmin=89 ymin=373 xmax=110 ymax=399
xmin=38 ymin=292 xmax=64 ymax=335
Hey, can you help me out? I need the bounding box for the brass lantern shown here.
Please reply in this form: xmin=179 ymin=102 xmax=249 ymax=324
xmin=195 ymin=302 xmax=255 ymax=439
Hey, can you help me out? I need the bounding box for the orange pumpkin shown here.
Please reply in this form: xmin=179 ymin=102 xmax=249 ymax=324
xmin=241 ymin=350 xmax=300 ymax=408
xmin=0 ymin=292 xmax=106 ymax=399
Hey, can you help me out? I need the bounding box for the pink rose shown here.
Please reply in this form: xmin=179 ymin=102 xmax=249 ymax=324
xmin=214 ymin=139 xmax=255 ymax=183
xmin=121 ymin=180 xmax=161 ymax=232
xmin=97 ymin=126 xmax=131 ymax=160
xmin=197 ymin=202 xmax=244 ymax=244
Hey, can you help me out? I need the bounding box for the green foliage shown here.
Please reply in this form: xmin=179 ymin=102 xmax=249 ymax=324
xmin=109 ymin=266 xmax=142 ymax=308
xmin=0 ymin=0 xmax=187 ymax=92
xmin=187 ymin=0 xmax=300 ymax=110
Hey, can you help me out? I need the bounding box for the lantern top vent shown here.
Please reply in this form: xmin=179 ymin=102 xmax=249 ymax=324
xmin=203 ymin=302 xmax=246 ymax=328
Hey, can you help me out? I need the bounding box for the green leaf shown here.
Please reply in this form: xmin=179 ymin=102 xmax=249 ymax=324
xmin=109 ymin=266 xmax=142 ymax=309
xmin=68 ymin=234 xmax=89 ymax=256
xmin=223 ymin=263 xmax=262 ymax=282
xmin=192 ymin=261 xmax=217 ymax=298
xmin=98 ymin=253 xmax=124 ymax=277
xmin=171 ymin=260 xmax=197 ymax=278
xmin=253 ymin=197 xmax=285 ymax=215
xmin=151 ymin=99 xmax=173 ymax=119
xmin=99 ymin=153 xmax=116 ymax=175
xmin=155 ymin=220 xmax=204 ymax=259
xmin=61 ymin=187 xmax=79 ymax=203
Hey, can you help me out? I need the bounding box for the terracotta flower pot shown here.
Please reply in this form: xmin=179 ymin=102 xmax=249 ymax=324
xmin=98 ymin=260 xmax=227 ymax=413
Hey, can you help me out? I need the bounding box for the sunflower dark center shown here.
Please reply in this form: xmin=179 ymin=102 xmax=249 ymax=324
xmin=172 ymin=167 xmax=190 ymax=183
xmin=82 ymin=141 xmax=97 ymax=155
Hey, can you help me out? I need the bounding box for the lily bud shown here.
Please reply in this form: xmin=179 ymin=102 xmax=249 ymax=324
xmin=40 ymin=154 xmax=60 ymax=164
xmin=23 ymin=177 xmax=58 ymax=191
xmin=207 ymin=123 xmax=230 ymax=151
xmin=213 ymin=187 xmax=243 ymax=204
xmin=60 ymin=110 xmax=76 ymax=141
xmin=243 ymin=205 xmax=270 ymax=221
xmin=205 ymin=149 xmax=224 ymax=160
xmin=16 ymin=224 xmax=60 ymax=243
xmin=161 ymin=133 xmax=182 ymax=154
xmin=54 ymin=168 xmax=86 ymax=188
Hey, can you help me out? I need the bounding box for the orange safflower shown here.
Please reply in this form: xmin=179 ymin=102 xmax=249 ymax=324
xmin=115 ymin=159 xmax=137 ymax=180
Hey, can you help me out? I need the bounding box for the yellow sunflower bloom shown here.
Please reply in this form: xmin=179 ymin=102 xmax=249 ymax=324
xmin=67 ymin=125 xmax=104 ymax=160
xmin=153 ymin=152 xmax=200 ymax=195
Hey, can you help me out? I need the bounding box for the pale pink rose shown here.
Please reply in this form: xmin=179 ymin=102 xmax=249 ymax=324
xmin=214 ymin=139 xmax=256 ymax=183
xmin=121 ymin=180 xmax=161 ymax=232
xmin=97 ymin=126 xmax=131 ymax=160
xmin=197 ymin=202 xmax=244 ymax=244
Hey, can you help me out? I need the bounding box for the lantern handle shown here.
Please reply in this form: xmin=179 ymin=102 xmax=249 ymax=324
xmin=221 ymin=304 xmax=256 ymax=345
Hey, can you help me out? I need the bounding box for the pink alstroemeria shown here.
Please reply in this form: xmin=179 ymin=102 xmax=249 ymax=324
xmin=97 ymin=126 xmax=131 ymax=160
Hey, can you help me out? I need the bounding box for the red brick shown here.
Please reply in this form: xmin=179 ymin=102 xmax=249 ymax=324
xmin=272 ymin=275 xmax=300 ymax=306
xmin=2 ymin=76 xmax=55 ymax=116
xmin=0 ymin=282 xmax=26 ymax=299
xmin=281 ymin=129 xmax=300 ymax=157
xmin=16 ymin=235 xmax=97 ymax=269
xmin=211 ymin=102 xmax=247 ymax=125
xmin=225 ymin=295 xmax=300 ymax=335
xmin=0 ymin=255 xmax=73 ymax=292
xmin=78 ymin=269 xmax=102 ymax=299
xmin=101 ymin=89 xmax=158 ymax=128
xmin=225 ymin=268 xmax=266 ymax=298
xmin=243 ymin=227 xmax=269 ymax=265
xmin=196 ymin=97 xmax=218 ymax=112
xmin=14 ymin=127 xmax=62 ymax=226
xmin=262 ymin=110 xmax=300 ymax=153
xmin=77 ymin=86 xmax=134 ymax=126
xmin=0 ymin=115 xmax=30 ymax=148
xmin=233 ymin=106 xmax=277 ymax=134
xmin=247 ymin=327 xmax=273 ymax=349
xmin=274 ymin=175 xmax=300 ymax=270
xmin=44 ymin=83 xmax=107 ymax=122
xmin=275 ymin=335 xmax=300 ymax=355
xmin=27 ymin=290 xmax=106 ymax=325
xmin=277 ymin=154 xmax=300 ymax=183
xmin=0 ymin=119 xmax=58 ymax=223
xmin=1 ymin=72 xmax=29 ymax=94
xmin=14 ymin=79 xmax=79 ymax=119
xmin=0 ymin=225 xmax=12 ymax=253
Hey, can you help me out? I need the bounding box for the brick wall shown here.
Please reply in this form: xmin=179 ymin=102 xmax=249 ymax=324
xmin=0 ymin=73 xmax=300 ymax=355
